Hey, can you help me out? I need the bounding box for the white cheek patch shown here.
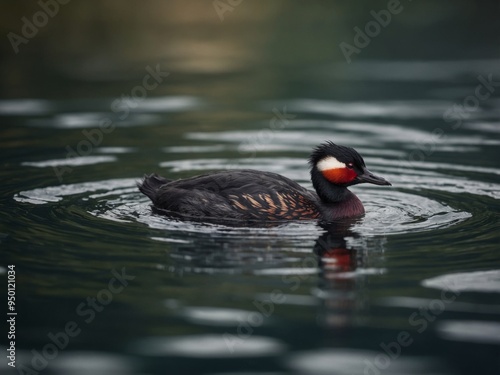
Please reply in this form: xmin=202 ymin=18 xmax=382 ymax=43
xmin=317 ymin=156 xmax=346 ymax=171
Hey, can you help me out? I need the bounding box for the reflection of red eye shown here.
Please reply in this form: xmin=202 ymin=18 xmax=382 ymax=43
xmin=347 ymin=163 xmax=354 ymax=169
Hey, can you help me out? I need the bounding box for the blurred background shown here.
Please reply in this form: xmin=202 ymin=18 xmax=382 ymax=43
xmin=1 ymin=1 xmax=500 ymax=375
xmin=2 ymin=0 xmax=500 ymax=100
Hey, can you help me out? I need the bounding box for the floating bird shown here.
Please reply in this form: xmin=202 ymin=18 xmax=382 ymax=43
xmin=139 ymin=142 xmax=391 ymax=223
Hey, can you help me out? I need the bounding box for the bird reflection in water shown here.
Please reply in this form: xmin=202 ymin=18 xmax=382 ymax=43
xmin=157 ymin=217 xmax=386 ymax=330
xmin=317 ymin=221 xmax=387 ymax=333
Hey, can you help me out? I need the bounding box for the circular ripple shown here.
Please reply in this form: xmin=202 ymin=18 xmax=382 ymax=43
xmin=14 ymin=175 xmax=471 ymax=237
xmin=356 ymin=189 xmax=471 ymax=235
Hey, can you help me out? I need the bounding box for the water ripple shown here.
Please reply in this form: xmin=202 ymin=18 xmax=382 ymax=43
xmin=13 ymin=172 xmax=472 ymax=236
xmin=422 ymin=270 xmax=500 ymax=293
xmin=130 ymin=335 xmax=286 ymax=358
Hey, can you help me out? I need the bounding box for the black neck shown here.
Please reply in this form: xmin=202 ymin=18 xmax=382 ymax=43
xmin=311 ymin=167 xmax=351 ymax=203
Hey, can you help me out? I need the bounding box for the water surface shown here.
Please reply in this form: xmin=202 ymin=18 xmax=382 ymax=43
xmin=1 ymin=2 xmax=500 ymax=375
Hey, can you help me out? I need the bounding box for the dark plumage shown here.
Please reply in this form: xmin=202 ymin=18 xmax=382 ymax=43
xmin=139 ymin=142 xmax=391 ymax=224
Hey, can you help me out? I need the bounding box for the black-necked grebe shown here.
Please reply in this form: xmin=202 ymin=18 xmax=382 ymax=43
xmin=139 ymin=142 xmax=391 ymax=222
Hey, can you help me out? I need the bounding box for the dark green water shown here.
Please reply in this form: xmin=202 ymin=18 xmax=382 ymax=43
xmin=1 ymin=1 xmax=500 ymax=374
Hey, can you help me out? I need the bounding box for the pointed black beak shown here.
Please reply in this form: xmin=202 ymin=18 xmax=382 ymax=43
xmin=356 ymin=168 xmax=391 ymax=186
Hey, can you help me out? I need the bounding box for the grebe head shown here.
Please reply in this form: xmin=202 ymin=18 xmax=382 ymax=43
xmin=309 ymin=142 xmax=391 ymax=191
